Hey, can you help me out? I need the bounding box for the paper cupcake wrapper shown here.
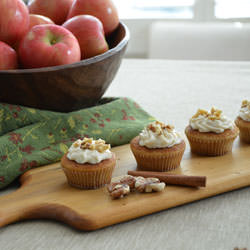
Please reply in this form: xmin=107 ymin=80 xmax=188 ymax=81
xmin=62 ymin=164 xmax=115 ymax=189
xmin=131 ymin=144 xmax=185 ymax=172
xmin=235 ymin=118 xmax=250 ymax=143
xmin=186 ymin=135 xmax=237 ymax=156
xmin=185 ymin=125 xmax=239 ymax=156
xmin=239 ymin=128 xmax=250 ymax=143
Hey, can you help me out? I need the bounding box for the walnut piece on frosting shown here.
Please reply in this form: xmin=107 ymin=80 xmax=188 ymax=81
xmin=209 ymin=107 xmax=223 ymax=121
xmin=107 ymin=175 xmax=165 ymax=199
xmin=192 ymin=109 xmax=208 ymax=118
xmin=73 ymin=141 xmax=80 ymax=148
xmin=80 ymin=137 xmax=110 ymax=153
xmin=147 ymin=121 xmax=174 ymax=136
xmin=192 ymin=107 xmax=223 ymax=121
xmin=241 ymin=100 xmax=250 ymax=109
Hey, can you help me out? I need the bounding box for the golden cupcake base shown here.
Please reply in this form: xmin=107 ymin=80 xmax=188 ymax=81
xmin=185 ymin=125 xmax=239 ymax=156
xmin=235 ymin=116 xmax=250 ymax=143
xmin=130 ymin=136 xmax=186 ymax=172
xmin=61 ymin=153 xmax=116 ymax=189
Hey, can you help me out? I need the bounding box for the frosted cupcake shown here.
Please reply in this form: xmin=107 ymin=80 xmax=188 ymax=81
xmin=235 ymin=100 xmax=250 ymax=143
xmin=61 ymin=138 xmax=116 ymax=189
xmin=130 ymin=121 xmax=186 ymax=171
xmin=185 ymin=107 xmax=239 ymax=156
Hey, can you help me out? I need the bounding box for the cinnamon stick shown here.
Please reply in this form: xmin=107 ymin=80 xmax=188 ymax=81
xmin=127 ymin=171 xmax=206 ymax=187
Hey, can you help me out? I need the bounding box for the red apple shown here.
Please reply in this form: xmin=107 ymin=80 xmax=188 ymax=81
xmin=28 ymin=0 xmax=74 ymax=25
xmin=63 ymin=15 xmax=109 ymax=59
xmin=0 ymin=41 xmax=18 ymax=70
xmin=0 ymin=0 xmax=29 ymax=46
xmin=18 ymin=24 xmax=81 ymax=69
xmin=67 ymin=0 xmax=119 ymax=35
xmin=29 ymin=14 xmax=54 ymax=30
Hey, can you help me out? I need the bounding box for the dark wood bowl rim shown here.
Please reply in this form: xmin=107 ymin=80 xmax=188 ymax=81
xmin=0 ymin=22 xmax=129 ymax=74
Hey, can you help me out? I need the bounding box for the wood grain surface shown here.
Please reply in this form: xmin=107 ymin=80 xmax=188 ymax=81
xmin=0 ymin=138 xmax=249 ymax=231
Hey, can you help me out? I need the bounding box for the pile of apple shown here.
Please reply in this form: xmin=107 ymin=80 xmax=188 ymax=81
xmin=0 ymin=0 xmax=119 ymax=70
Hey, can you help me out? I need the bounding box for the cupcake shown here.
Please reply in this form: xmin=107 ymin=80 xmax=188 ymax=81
xmin=185 ymin=107 xmax=239 ymax=156
xmin=130 ymin=121 xmax=186 ymax=172
xmin=61 ymin=137 xmax=116 ymax=189
xmin=235 ymin=100 xmax=250 ymax=143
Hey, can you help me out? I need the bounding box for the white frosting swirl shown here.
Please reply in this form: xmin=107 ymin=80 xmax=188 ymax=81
xmin=239 ymin=105 xmax=250 ymax=122
xmin=190 ymin=115 xmax=234 ymax=133
xmin=139 ymin=121 xmax=182 ymax=149
xmin=67 ymin=139 xmax=112 ymax=164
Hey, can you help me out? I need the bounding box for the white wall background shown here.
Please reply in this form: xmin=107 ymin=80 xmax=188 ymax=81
xmin=119 ymin=0 xmax=250 ymax=59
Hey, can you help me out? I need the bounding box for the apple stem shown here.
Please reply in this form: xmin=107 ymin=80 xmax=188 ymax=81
xmin=51 ymin=39 xmax=57 ymax=45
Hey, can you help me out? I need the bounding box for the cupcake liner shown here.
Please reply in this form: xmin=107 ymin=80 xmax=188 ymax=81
xmin=62 ymin=165 xmax=115 ymax=189
xmin=186 ymin=136 xmax=235 ymax=156
xmin=185 ymin=126 xmax=239 ymax=156
xmin=130 ymin=137 xmax=185 ymax=172
xmin=235 ymin=117 xmax=250 ymax=143
xmin=131 ymin=148 xmax=185 ymax=171
xmin=61 ymin=154 xmax=116 ymax=189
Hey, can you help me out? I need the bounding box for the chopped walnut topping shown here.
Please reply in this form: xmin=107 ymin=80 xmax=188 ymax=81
xmin=96 ymin=144 xmax=110 ymax=153
xmin=164 ymin=124 xmax=174 ymax=131
xmin=135 ymin=177 xmax=165 ymax=193
xmin=192 ymin=107 xmax=223 ymax=120
xmin=79 ymin=137 xmax=110 ymax=153
xmin=96 ymin=139 xmax=105 ymax=144
xmin=107 ymin=183 xmax=130 ymax=199
xmin=148 ymin=123 xmax=156 ymax=133
xmin=81 ymin=142 xmax=95 ymax=150
xmin=82 ymin=137 xmax=93 ymax=144
xmin=73 ymin=142 xmax=80 ymax=148
xmin=241 ymin=100 xmax=250 ymax=109
xmin=192 ymin=109 xmax=209 ymax=118
xmin=211 ymin=107 xmax=222 ymax=116
xmin=147 ymin=121 xmax=175 ymax=136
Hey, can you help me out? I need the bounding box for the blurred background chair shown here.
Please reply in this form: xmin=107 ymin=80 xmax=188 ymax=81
xmin=148 ymin=22 xmax=250 ymax=61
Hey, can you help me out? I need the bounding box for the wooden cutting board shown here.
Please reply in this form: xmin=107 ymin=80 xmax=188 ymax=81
xmin=0 ymin=139 xmax=250 ymax=231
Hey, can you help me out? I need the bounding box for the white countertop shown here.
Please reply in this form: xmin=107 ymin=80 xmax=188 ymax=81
xmin=0 ymin=59 xmax=250 ymax=250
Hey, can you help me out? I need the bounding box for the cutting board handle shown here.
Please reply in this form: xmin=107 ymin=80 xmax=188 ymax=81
xmin=0 ymin=187 xmax=38 ymax=227
xmin=0 ymin=171 xmax=43 ymax=228
xmin=0 ymin=174 xmax=90 ymax=230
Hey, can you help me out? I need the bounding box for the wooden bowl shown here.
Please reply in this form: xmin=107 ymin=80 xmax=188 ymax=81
xmin=0 ymin=22 xmax=129 ymax=112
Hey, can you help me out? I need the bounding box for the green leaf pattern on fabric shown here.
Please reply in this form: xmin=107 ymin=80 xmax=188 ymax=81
xmin=0 ymin=98 xmax=155 ymax=189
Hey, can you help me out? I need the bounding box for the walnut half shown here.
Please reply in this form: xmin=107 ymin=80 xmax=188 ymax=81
xmin=119 ymin=175 xmax=137 ymax=190
xmin=107 ymin=182 xmax=130 ymax=199
xmin=135 ymin=177 xmax=166 ymax=193
xmin=107 ymin=175 xmax=137 ymax=199
xmin=107 ymin=175 xmax=166 ymax=199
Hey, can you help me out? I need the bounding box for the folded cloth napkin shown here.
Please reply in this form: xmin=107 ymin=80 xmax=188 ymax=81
xmin=0 ymin=97 xmax=155 ymax=189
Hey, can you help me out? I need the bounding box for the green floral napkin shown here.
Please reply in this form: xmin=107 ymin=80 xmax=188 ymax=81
xmin=0 ymin=98 xmax=155 ymax=189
